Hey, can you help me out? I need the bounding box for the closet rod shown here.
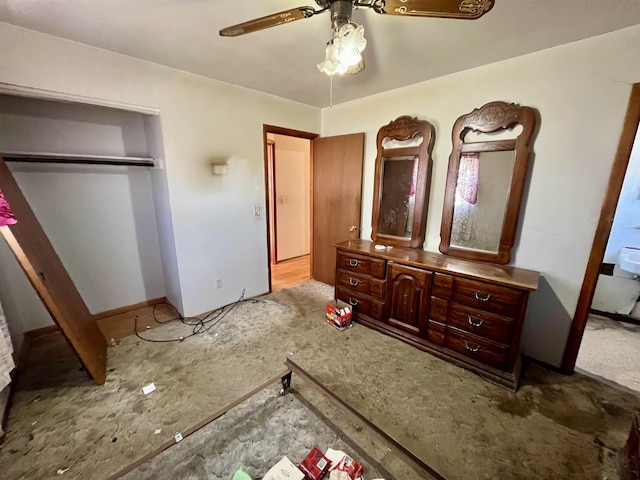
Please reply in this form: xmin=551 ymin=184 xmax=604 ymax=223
xmin=1 ymin=152 xmax=155 ymax=167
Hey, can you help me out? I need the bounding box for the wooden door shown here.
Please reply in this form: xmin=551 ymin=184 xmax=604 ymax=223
xmin=0 ymin=158 xmax=108 ymax=384
xmin=313 ymin=133 xmax=364 ymax=285
xmin=387 ymin=263 xmax=432 ymax=337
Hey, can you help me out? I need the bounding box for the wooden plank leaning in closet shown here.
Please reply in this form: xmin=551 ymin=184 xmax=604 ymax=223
xmin=0 ymin=157 xmax=107 ymax=385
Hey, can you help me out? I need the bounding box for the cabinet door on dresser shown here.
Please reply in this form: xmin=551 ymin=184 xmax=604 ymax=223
xmin=386 ymin=263 xmax=432 ymax=336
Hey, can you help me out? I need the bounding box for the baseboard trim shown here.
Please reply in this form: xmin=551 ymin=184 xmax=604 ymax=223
xmin=590 ymin=308 xmax=640 ymax=327
xmin=23 ymin=324 xmax=60 ymax=339
xmin=91 ymin=297 xmax=168 ymax=321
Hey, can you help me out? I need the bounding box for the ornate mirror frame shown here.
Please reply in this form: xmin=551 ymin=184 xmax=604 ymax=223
xmin=371 ymin=115 xmax=435 ymax=248
xmin=439 ymin=101 xmax=537 ymax=264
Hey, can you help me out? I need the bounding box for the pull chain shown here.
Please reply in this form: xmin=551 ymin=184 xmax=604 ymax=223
xmin=329 ymin=75 xmax=333 ymax=108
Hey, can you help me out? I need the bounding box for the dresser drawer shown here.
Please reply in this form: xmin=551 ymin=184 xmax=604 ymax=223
xmin=450 ymin=278 xmax=524 ymax=318
xmin=429 ymin=297 xmax=448 ymax=322
xmin=336 ymin=269 xmax=385 ymax=300
xmin=427 ymin=320 xmax=445 ymax=345
xmin=433 ymin=273 xmax=453 ymax=297
xmin=448 ymin=303 xmax=514 ymax=345
xmin=337 ymin=251 xmax=386 ymax=279
xmin=336 ymin=287 xmax=384 ymax=321
xmin=445 ymin=327 xmax=509 ymax=370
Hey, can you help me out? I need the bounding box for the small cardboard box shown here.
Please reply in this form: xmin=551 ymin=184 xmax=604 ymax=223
xmin=326 ymin=299 xmax=352 ymax=330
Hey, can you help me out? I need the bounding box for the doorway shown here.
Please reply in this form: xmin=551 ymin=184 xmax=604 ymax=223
xmin=575 ymin=110 xmax=640 ymax=391
xmin=563 ymin=83 xmax=640 ymax=392
xmin=266 ymin=131 xmax=313 ymax=291
xmin=262 ymin=125 xmax=365 ymax=292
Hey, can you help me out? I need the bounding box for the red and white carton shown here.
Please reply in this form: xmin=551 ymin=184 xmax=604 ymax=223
xmin=325 ymin=448 xmax=364 ymax=480
xmin=326 ymin=299 xmax=352 ymax=330
xmin=298 ymin=447 xmax=331 ymax=480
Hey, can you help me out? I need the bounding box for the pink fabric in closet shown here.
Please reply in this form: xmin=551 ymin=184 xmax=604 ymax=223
xmin=0 ymin=189 xmax=17 ymax=226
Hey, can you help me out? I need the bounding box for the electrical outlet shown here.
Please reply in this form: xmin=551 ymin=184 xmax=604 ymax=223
xmin=215 ymin=278 xmax=223 ymax=289
xmin=253 ymin=205 xmax=261 ymax=217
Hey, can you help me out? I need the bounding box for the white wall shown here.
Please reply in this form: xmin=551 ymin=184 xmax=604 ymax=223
xmin=144 ymin=115 xmax=184 ymax=313
xmin=0 ymin=22 xmax=321 ymax=318
xmin=321 ymin=25 xmax=640 ymax=366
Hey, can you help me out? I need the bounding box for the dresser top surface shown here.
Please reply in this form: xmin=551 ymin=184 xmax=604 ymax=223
xmin=335 ymin=239 xmax=540 ymax=291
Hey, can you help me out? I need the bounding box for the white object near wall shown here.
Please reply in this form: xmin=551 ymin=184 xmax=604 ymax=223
xmin=211 ymin=164 xmax=229 ymax=175
xmin=0 ymin=301 xmax=15 ymax=392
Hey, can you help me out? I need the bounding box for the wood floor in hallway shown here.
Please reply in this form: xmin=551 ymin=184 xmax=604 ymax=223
xmin=271 ymin=254 xmax=311 ymax=291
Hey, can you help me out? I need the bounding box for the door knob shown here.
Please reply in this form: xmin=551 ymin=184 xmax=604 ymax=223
xmin=349 ymin=225 xmax=358 ymax=232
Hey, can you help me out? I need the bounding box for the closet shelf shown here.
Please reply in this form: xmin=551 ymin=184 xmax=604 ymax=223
xmin=0 ymin=151 xmax=155 ymax=167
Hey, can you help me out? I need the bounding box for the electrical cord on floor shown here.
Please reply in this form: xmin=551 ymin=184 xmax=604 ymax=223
xmin=134 ymin=288 xmax=261 ymax=343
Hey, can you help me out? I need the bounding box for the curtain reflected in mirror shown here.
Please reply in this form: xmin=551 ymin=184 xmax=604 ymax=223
xmin=439 ymin=101 xmax=537 ymax=264
xmin=378 ymin=155 xmax=418 ymax=237
xmin=451 ymin=150 xmax=515 ymax=253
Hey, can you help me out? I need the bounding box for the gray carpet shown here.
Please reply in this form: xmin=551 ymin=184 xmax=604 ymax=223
xmin=577 ymin=314 xmax=640 ymax=392
xmin=1 ymin=280 xmax=640 ymax=479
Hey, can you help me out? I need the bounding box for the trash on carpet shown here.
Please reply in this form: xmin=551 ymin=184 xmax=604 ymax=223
xmin=56 ymin=467 xmax=69 ymax=475
xmin=232 ymin=470 xmax=252 ymax=480
xmin=326 ymin=300 xmax=352 ymax=331
xmin=329 ymin=471 xmax=349 ymax=480
xmin=298 ymin=447 xmax=331 ymax=480
xmin=264 ymin=456 xmax=304 ymax=480
xmin=325 ymin=448 xmax=364 ymax=480
xmin=264 ymin=447 xmax=368 ymax=480
xmin=142 ymin=383 xmax=156 ymax=395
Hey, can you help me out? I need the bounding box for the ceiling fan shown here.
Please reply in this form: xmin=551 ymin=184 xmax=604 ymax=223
xmin=220 ymin=1 xmax=494 ymax=76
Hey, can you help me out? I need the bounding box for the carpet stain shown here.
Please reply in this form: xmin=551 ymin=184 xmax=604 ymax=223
xmin=537 ymin=387 xmax=602 ymax=434
xmin=601 ymin=401 xmax=631 ymax=417
xmin=494 ymin=392 xmax=533 ymax=418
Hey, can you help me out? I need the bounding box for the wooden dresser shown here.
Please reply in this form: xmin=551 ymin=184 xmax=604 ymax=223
xmin=334 ymin=239 xmax=540 ymax=389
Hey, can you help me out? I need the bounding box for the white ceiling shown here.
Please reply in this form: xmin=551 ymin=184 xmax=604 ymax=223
xmin=1 ymin=1 xmax=640 ymax=107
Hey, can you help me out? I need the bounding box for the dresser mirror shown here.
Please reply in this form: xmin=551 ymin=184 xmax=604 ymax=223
xmin=371 ymin=115 xmax=434 ymax=248
xmin=439 ymin=101 xmax=537 ymax=264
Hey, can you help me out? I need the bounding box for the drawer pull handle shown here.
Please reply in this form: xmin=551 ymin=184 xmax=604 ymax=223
xmin=348 ymin=277 xmax=360 ymax=286
xmin=349 ymin=258 xmax=359 ymax=267
xmin=467 ymin=315 xmax=484 ymax=328
xmin=348 ymin=298 xmax=359 ymax=306
xmin=474 ymin=291 xmax=492 ymax=302
xmin=464 ymin=340 xmax=481 ymax=352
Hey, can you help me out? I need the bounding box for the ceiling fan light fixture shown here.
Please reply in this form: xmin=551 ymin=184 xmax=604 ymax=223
xmin=318 ymin=22 xmax=366 ymax=76
xmin=317 ymin=40 xmax=348 ymax=76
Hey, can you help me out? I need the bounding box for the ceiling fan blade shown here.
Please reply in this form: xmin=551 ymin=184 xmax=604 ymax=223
xmin=219 ymin=7 xmax=319 ymax=37
xmin=375 ymin=0 xmax=494 ymax=19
